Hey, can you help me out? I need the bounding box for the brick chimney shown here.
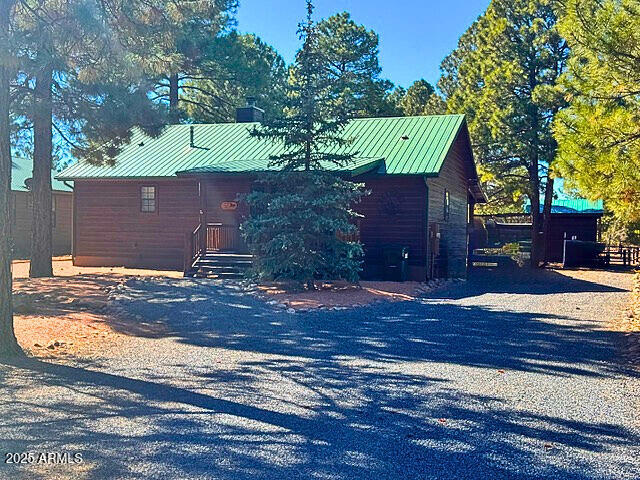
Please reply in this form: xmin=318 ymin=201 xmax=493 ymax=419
xmin=235 ymin=97 xmax=264 ymax=123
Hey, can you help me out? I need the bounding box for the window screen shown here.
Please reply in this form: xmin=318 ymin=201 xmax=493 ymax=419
xmin=141 ymin=186 xmax=156 ymax=213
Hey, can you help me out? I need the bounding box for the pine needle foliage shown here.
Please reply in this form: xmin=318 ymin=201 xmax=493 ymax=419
xmin=241 ymin=1 xmax=366 ymax=287
xmin=554 ymin=0 xmax=640 ymax=223
xmin=242 ymin=172 xmax=364 ymax=284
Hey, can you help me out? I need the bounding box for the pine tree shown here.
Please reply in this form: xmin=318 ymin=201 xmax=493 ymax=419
xmin=241 ymin=0 xmax=365 ymax=288
xmin=316 ymin=12 xmax=395 ymax=118
xmin=555 ymin=0 xmax=640 ymax=224
xmin=0 ymin=0 xmax=22 ymax=357
xmin=181 ymin=32 xmax=288 ymax=122
xmin=142 ymin=0 xmax=241 ymax=121
xmin=10 ymin=0 xmax=177 ymax=277
xmin=399 ymin=79 xmax=446 ymax=116
xmin=440 ymin=0 xmax=569 ymax=265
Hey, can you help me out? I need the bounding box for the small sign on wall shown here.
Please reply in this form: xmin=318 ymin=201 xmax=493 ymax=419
xmin=221 ymin=201 xmax=238 ymax=211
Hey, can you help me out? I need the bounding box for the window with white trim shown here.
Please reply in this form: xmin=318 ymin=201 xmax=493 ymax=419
xmin=444 ymin=189 xmax=451 ymax=221
xmin=141 ymin=186 xmax=156 ymax=213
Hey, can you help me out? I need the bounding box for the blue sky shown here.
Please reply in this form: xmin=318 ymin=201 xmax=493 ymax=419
xmin=235 ymin=0 xmax=490 ymax=89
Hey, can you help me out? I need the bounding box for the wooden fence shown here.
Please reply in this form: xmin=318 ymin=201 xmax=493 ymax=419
xmin=605 ymin=244 xmax=640 ymax=267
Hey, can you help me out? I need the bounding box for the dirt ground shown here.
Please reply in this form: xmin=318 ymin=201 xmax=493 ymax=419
xmin=11 ymin=255 xmax=184 ymax=279
xmin=608 ymin=270 xmax=640 ymax=365
xmin=11 ymin=257 xmax=434 ymax=360
xmin=11 ymin=257 xmax=182 ymax=360
xmin=13 ymin=274 xmax=121 ymax=360
xmin=11 ymin=258 xmax=639 ymax=366
xmin=3 ymin=265 xmax=638 ymax=480
xmin=561 ymin=267 xmax=640 ymax=366
xmin=256 ymin=280 xmax=434 ymax=309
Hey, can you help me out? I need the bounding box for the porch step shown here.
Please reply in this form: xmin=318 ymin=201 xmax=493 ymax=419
xmin=186 ymin=253 xmax=253 ymax=279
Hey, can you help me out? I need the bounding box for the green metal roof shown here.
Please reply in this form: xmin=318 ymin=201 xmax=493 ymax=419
xmin=56 ymin=115 xmax=468 ymax=180
xmin=524 ymin=198 xmax=604 ymax=214
xmin=177 ymin=157 xmax=385 ymax=177
xmin=11 ymin=157 xmax=72 ymax=192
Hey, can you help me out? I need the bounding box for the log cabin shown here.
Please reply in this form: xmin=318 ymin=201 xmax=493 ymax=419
xmin=11 ymin=157 xmax=73 ymax=257
xmin=56 ymin=108 xmax=486 ymax=280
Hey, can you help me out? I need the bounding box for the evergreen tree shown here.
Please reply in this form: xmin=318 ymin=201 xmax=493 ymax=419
xmin=181 ymin=32 xmax=288 ymax=122
xmin=0 ymin=0 xmax=21 ymax=357
xmin=399 ymin=79 xmax=446 ymax=116
xmin=383 ymin=86 xmax=407 ymax=116
xmin=9 ymin=0 xmax=169 ymax=277
xmin=316 ymin=11 xmax=395 ymax=117
xmin=441 ymin=0 xmax=569 ymax=265
xmin=554 ymin=0 xmax=640 ymax=224
xmin=143 ymin=0 xmax=250 ymax=121
xmin=437 ymin=21 xmax=525 ymax=213
xmin=241 ymin=0 xmax=365 ymax=288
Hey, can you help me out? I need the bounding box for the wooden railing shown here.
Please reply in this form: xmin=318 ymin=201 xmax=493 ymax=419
xmin=205 ymin=223 xmax=247 ymax=252
xmin=184 ymin=222 xmax=248 ymax=274
xmin=605 ymin=243 xmax=640 ymax=267
xmin=184 ymin=223 xmax=202 ymax=273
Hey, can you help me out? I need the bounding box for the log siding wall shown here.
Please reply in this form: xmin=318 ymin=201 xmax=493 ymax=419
xmin=73 ymin=180 xmax=200 ymax=269
xmin=426 ymin=133 xmax=472 ymax=278
xmin=71 ymin=140 xmax=474 ymax=279
xmin=10 ymin=190 xmax=72 ymax=257
xmin=548 ymin=215 xmax=600 ymax=262
xmin=358 ymin=176 xmax=428 ymax=281
xmin=203 ymin=178 xmax=252 ymax=225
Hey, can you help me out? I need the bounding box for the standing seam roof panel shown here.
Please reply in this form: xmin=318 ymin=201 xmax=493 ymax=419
xmin=419 ymin=116 xmax=454 ymax=173
xmin=56 ymin=115 xmax=468 ymax=179
xmin=351 ymin=118 xmax=395 ymax=160
xmin=385 ymin=118 xmax=424 ymax=173
xmin=431 ymin=116 xmax=464 ymax=172
xmin=397 ymin=118 xmax=432 ymax=174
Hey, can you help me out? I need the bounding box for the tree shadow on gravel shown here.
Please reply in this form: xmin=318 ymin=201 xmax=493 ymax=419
xmin=105 ymin=277 xmax=633 ymax=379
xmin=2 ymin=270 xmax=636 ymax=479
xmin=0 ymin=355 xmax=638 ymax=480
xmin=449 ymin=266 xmax=630 ymax=299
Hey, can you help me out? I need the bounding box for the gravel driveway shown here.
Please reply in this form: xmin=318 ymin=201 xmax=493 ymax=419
xmin=1 ymin=268 xmax=638 ymax=480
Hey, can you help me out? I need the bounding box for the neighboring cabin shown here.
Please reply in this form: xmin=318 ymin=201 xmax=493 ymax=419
xmin=525 ymin=199 xmax=604 ymax=262
xmin=475 ymin=198 xmax=604 ymax=262
xmin=57 ymin=108 xmax=486 ymax=280
xmin=11 ymin=157 xmax=73 ymax=257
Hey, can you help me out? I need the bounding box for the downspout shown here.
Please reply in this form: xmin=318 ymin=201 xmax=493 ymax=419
xmin=424 ymin=176 xmax=430 ymax=281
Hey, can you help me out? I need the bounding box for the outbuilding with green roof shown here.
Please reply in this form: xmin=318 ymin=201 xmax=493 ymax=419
xmin=57 ymin=110 xmax=486 ymax=280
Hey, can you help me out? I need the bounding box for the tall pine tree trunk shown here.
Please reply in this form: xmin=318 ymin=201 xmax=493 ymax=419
xmin=169 ymin=73 xmax=179 ymax=119
xmin=540 ymin=131 xmax=559 ymax=265
xmin=29 ymin=63 xmax=54 ymax=278
xmin=0 ymin=0 xmax=22 ymax=357
xmin=540 ymin=174 xmax=555 ymax=265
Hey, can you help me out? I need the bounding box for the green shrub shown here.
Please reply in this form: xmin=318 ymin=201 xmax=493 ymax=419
xmin=241 ymin=171 xmax=366 ymax=288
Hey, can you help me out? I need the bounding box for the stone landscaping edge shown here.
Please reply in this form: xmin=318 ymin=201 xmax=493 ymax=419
xmin=242 ymin=278 xmax=459 ymax=312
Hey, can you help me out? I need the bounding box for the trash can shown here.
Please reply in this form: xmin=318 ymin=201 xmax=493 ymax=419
xmin=382 ymin=245 xmax=409 ymax=281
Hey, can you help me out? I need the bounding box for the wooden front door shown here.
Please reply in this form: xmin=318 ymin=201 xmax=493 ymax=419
xmin=203 ymin=178 xmax=251 ymax=252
